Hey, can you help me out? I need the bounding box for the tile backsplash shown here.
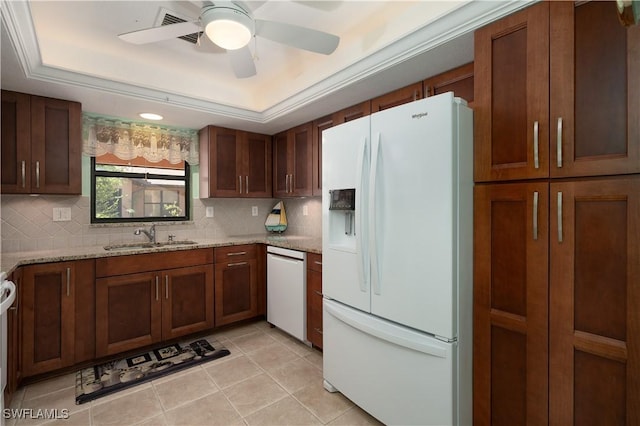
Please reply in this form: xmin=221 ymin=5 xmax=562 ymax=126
xmin=0 ymin=195 xmax=321 ymax=253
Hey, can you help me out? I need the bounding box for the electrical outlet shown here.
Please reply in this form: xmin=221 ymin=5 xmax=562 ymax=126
xmin=252 ymin=206 xmax=258 ymax=216
xmin=303 ymin=205 xmax=309 ymax=216
xmin=53 ymin=207 xmax=71 ymax=222
xmin=205 ymin=206 xmax=214 ymax=218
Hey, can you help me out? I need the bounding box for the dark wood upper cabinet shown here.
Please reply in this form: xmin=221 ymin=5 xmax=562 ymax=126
xmin=475 ymin=1 xmax=640 ymax=182
xmin=199 ymin=126 xmax=272 ymax=198
xmin=423 ymin=62 xmax=474 ymax=106
xmin=311 ymin=115 xmax=333 ymax=197
xmin=549 ymin=1 xmax=640 ymax=178
xmin=474 ymin=2 xmax=550 ymax=182
xmin=273 ymin=122 xmax=313 ymax=198
xmin=370 ymin=82 xmax=423 ymax=112
xmin=1 ymin=91 xmax=81 ymax=194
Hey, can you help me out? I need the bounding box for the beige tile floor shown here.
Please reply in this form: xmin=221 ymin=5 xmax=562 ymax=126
xmin=7 ymin=321 xmax=383 ymax=426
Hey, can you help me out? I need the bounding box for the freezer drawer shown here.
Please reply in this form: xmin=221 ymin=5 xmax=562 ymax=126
xmin=323 ymin=299 xmax=460 ymax=426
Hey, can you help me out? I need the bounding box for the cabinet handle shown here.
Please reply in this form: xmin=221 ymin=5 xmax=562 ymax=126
xmin=35 ymin=160 xmax=40 ymax=188
xmin=413 ymin=90 xmax=418 ymax=101
xmin=228 ymin=261 xmax=248 ymax=267
xmin=165 ymin=275 xmax=169 ymax=300
xmin=314 ymin=290 xmax=323 ymax=296
xmin=246 ymin=176 xmax=249 ymax=194
xmin=533 ymin=121 xmax=539 ymax=169
xmin=66 ymin=267 xmax=71 ymax=296
xmin=21 ymin=160 xmax=26 ymax=188
xmin=227 ymin=251 xmax=247 ymax=256
xmin=290 ymin=174 xmax=294 ymax=193
xmin=532 ymin=191 xmax=539 ymax=241
xmin=557 ymin=192 xmax=563 ymax=243
xmin=155 ymin=276 xmax=159 ymax=301
xmin=557 ymin=117 xmax=563 ymax=168
xmin=239 ymin=175 xmax=242 ymax=194
xmin=314 ymin=260 xmax=322 ymax=266
xmin=314 ymin=327 xmax=323 ymax=335
xmin=285 ymin=174 xmax=290 ymax=193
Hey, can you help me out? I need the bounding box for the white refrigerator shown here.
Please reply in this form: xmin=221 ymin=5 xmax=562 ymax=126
xmin=321 ymin=92 xmax=473 ymax=426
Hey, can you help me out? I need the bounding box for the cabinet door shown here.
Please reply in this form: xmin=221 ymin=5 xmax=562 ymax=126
xmin=200 ymin=126 xmax=242 ymax=197
xmin=96 ymin=272 xmax=161 ymax=357
xmin=549 ymin=177 xmax=640 ymax=425
xmin=214 ymin=259 xmax=257 ymax=326
xmin=272 ymin=131 xmax=289 ymax=198
xmin=291 ymin=122 xmax=313 ymax=196
xmin=474 ymin=183 xmax=549 ymax=426
xmin=550 ymin=1 xmax=640 ymax=178
xmin=30 ymin=96 xmax=81 ymax=194
xmin=162 ymin=265 xmax=214 ymax=340
xmin=306 ymin=253 xmax=323 ymax=348
xmin=242 ymin=131 xmax=272 ymax=197
xmin=1 ymin=90 xmax=31 ymax=193
xmin=423 ymin=62 xmax=474 ymax=105
xmin=312 ymin=116 xmax=333 ymax=197
xmin=370 ymin=82 xmax=423 ymax=112
xmin=22 ymin=262 xmax=76 ymax=376
xmin=474 ymin=2 xmax=549 ymax=182
xmin=333 ymin=101 xmax=371 ymax=123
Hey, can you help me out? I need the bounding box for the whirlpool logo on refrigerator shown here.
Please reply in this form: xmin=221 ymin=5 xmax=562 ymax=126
xmin=411 ymin=112 xmax=429 ymax=119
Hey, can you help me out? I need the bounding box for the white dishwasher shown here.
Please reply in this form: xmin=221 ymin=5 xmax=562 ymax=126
xmin=267 ymin=246 xmax=307 ymax=342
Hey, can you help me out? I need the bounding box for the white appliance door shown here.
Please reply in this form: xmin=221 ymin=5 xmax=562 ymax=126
xmin=369 ymin=93 xmax=457 ymax=339
xmin=266 ymin=249 xmax=306 ymax=341
xmin=323 ymin=299 xmax=456 ymax=426
xmin=322 ymin=116 xmax=371 ymax=312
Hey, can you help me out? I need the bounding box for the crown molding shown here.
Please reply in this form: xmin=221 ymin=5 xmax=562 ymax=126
xmin=2 ymin=0 xmax=535 ymax=125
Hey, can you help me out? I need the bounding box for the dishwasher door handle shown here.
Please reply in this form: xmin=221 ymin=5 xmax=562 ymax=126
xmin=268 ymin=253 xmax=303 ymax=264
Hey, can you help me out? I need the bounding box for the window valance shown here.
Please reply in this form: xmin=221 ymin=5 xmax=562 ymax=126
xmin=82 ymin=113 xmax=199 ymax=165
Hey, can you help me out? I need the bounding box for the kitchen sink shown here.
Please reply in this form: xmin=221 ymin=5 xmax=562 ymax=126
xmin=103 ymin=240 xmax=198 ymax=251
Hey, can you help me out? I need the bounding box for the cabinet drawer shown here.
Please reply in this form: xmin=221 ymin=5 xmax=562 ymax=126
xmin=214 ymin=244 xmax=256 ymax=263
xmin=96 ymin=248 xmax=214 ymax=278
xmin=307 ymin=253 xmax=323 ymax=273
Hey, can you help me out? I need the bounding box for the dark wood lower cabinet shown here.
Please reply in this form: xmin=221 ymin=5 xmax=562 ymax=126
xmin=96 ymin=271 xmax=162 ymax=357
xmin=21 ymin=259 xmax=94 ymax=377
xmin=96 ymin=265 xmax=214 ymax=357
xmin=306 ymin=253 xmax=323 ymax=349
xmin=549 ymin=177 xmax=639 ymax=425
xmin=214 ymin=245 xmax=258 ymax=326
xmin=474 ymin=176 xmax=639 ymax=425
xmin=474 ymin=182 xmax=549 ymax=426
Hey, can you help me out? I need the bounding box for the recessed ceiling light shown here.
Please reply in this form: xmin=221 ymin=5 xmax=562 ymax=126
xmin=139 ymin=112 xmax=163 ymax=121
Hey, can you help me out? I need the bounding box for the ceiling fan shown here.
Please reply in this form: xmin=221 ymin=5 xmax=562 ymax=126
xmin=118 ymin=1 xmax=340 ymax=79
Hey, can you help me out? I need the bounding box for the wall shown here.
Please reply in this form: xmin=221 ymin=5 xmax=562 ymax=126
xmin=0 ymin=195 xmax=321 ymax=253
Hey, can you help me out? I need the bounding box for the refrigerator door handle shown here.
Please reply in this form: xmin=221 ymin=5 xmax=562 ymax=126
xmin=356 ymin=136 xmax=369 ymax=292
xmin=325 ymin=300 xmax=448 ymax=358
xmin=369 ymin=133 xmax=382 ymax=296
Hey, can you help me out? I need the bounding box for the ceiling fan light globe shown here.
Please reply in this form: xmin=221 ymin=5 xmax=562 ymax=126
xmin=206 ymin=20 xmax=252 ymax=50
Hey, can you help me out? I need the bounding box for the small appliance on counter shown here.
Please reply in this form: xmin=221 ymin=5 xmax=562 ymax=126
xmin=265 ymin=201 xmax=287 ymax=233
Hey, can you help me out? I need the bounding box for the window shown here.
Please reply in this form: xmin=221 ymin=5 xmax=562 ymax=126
xmin=91 ymin=157 xmax=190 ymax=223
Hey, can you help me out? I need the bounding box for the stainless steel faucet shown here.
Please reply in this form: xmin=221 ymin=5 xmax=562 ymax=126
xmin=134 ymin=224 xmax=156 ymax=243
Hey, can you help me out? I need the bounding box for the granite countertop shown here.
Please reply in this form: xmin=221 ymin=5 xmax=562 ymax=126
xmin=0 ymin=234 xmax=322 ymax=275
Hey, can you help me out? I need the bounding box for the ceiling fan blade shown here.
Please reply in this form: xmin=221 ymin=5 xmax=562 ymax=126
xmin=254 ymin=19 xmax=339 ymax=55
xmin=228 ymin=46 xmax=257 ymax=78
xmin=119 ymin=21 xmax=201 ymax=44
xmin=293 ymin=1 xmax=342 ymax=12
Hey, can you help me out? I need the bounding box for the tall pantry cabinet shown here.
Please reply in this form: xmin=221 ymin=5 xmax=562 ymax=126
xmin=473 ymin=2 xmax=640 ymax=425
